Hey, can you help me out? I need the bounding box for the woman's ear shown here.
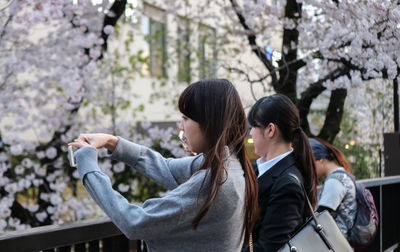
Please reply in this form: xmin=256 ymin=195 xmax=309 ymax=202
xmin=265 ymin=123 xmax=276 ymax=138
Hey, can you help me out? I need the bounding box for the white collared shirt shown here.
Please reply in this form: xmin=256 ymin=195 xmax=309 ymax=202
xmin=257 ymin=149 xmax=293 ymax=178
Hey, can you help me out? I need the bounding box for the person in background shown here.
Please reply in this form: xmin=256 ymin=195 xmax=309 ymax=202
xmin=69 ymin=79 xmax=259 ymax=252
xmin=242 ymin=94 xmax=318 ymax=252
xmin=309 ymin=137 xmax=357 ymax=239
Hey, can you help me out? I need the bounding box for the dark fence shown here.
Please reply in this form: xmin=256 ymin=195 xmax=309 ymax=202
xmin=0 ymin=176 xmax=400 ymax=252
xmin=0 ymin=217 xmax=146 ymax=252
xmin=357 ymin=175 xmax=400 ymax=252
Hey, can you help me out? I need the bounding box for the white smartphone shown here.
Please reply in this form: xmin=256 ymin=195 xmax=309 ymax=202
xmin=68 ymin=146 xmax=76 ymax=167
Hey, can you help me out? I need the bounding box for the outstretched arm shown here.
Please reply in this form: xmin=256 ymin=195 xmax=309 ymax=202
xmin=74 ymin=146 xmax=204 ymax=241
xmin=70 ymin=134 xmax=204 ymax=190
xmin=109 ymin=137 xmax=203 ymax=189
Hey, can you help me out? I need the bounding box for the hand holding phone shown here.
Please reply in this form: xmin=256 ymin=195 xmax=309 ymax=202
xmin=68 ymin=145 xmax=76 ymax=167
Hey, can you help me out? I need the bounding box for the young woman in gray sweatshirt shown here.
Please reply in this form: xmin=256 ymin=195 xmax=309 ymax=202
xmin=69 ymin=79 xmax=259 ymax=252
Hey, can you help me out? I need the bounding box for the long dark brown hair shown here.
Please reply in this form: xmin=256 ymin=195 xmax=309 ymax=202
xmin=178 ymin=79 xmax=258 ymax=246
xmin=313 ymin=137 xmax=352 ymax=173
xmin=247 ymin=94 xmax=318 ymax=210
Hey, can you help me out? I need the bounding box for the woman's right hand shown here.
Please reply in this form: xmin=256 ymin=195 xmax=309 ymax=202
xmin=75 ymin=133 xmax=118 ymax=152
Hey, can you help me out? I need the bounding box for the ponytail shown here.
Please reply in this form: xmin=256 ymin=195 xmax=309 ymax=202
xmin=293 ymin=128 xmax=318 ymax=210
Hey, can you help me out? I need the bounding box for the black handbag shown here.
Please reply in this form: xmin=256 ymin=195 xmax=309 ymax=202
xmin=278 ymin=174 xmax=353 ymax=252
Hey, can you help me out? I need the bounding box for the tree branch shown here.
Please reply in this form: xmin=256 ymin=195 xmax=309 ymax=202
xmin=0 ymin=14 xmax=13 ymax=47
xmin=35 ymin=1 xmax=129 ymax=152
xmin=0 ymin=0 xmax=15 ymax=12
xmin=0 ymin=70 xmax=12 ymax=90
xmin=225 ymin=66 xmax=271 ymax=101
xmin=100 ymin=0 xmax=127 ymax=58
xmin=298 ymin=67 xmax=350 ymax=137
xmin=225 ymin=66 xmax=270 ymax=84
xmin=228 ymin=0 xmax=278 ymax=86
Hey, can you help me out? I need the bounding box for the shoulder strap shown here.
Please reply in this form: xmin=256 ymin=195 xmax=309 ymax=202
xmin=288 ymin=173 xmax=336 ymax=250
xmin=329 ymin=169 xmax=357 ymax=187
xmin=330 ymin=169 xmax=355 ymax=180
xmin=287 ymin=173 xmax=316 ymax=224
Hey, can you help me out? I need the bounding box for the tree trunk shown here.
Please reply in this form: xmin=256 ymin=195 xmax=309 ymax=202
xmin=297 ymin=83 xmax=326 ymax=137
xmin=277 ymin=0 xmax=302 ymax=103
xmin=318 ymin=89 xmax=347 ymax=143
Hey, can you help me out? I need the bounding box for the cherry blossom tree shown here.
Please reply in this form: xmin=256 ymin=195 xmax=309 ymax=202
xmin=132 ymin=0 xmax=400 ymax=142
xmin=0 ymin=0 xmax=186 ymax=231
xmin=226 ymin=0 xmax=400 ymax=142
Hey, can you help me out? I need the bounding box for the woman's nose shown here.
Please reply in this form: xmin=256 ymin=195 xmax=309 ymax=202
xmin=179 ymin=121 xmax=184 ymax=130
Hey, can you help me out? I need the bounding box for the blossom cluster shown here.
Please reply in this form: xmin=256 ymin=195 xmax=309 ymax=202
xmin=0 ymin=0 xmax=187 ymax=232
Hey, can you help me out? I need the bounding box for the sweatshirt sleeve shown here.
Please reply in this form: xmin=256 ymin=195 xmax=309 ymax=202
xmin=75 ymin=146 xmax=206 ymax=241
xmin=318 ymin=178 xmax=347 ymax=211
xmin=109 ymin=137 xmax=204 ymax=190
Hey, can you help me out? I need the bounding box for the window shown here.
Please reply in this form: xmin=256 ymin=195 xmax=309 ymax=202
xmin=142 ymin=3 xmax=167 ymax=77
xmin=272 ymin=0 xmax=280 ymax=6
xmin=198 ymin=24 xmax=217 ymax=79
xmin=177 ymin=19 xmax=191 ymax=83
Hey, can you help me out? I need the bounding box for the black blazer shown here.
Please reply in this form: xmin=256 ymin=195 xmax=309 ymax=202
xmin=243 ymin=153 xmax=306 ymax=252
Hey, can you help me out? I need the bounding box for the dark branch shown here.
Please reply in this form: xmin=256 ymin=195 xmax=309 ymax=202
xmin=332 ymin=0 xmax=339 ymax=6
xmin=225 ymin=66 xmax=271 ymax=101
xmin=0 ymin=14 xmax=13 ymax=46
xmin=225 ymin=66 xmax=270 ymax=84
xmin=298 ymin=67 xmax=350 ymax=136
xmin=100 ymin=0 xmax=127 ymax=58
xmin=228 ymin=0 xmax=278 ymax=86
xmin=0 ymin=70 xmax=12 ymax=90
xmin=0 ymin=0 xmax=16 ymax=12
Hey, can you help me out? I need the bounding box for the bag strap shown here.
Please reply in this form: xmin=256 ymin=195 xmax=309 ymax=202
xmin=288 ymin=173 xmax=335 ymax=250
xmin=249 ymin=232 xmax=253 ymax=252
xmin=288 ymin=173 xmax=318 ymax=225
xmin=330 ymin=169 xmax=356 ymax=185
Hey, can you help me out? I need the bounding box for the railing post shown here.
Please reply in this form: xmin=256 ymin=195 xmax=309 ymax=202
xmin=58 ymin=246 xmax=71 ymax=252
xmin=103 ymin=237 xmax=113 ymax=252
xmin=111 ymin=235 xmax=129 ymax=251
xmin=380 ymin=184 xmax=383 ymax=252
xmin=88 ymin=240 xmax=99 ymax=252
xmin=74 ymin=243 xmax=86 ymax=252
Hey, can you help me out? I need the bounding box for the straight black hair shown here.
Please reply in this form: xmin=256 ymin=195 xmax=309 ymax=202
xmin=248 ymin=94 xmax=318 ymax=209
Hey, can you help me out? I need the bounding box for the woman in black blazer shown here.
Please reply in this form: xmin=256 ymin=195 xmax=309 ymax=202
xmin=242 ymin=94 xmax=318 ymax=252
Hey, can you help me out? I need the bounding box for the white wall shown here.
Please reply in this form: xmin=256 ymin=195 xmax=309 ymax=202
xmin=105 ymin=0 xmax=282 ymax=123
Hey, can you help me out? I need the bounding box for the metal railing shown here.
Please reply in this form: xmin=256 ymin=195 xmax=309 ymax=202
xmin=0 ymin=217 xmax=146 ymax=252
xmin=0 ymin=176 xmax=400 ymax=252
xmin=357 ymin=175 xmax=400 ymax=252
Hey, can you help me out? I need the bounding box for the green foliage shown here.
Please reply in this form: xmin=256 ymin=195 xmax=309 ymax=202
xmin=333 ymin=110 xmax=381 ymax=179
